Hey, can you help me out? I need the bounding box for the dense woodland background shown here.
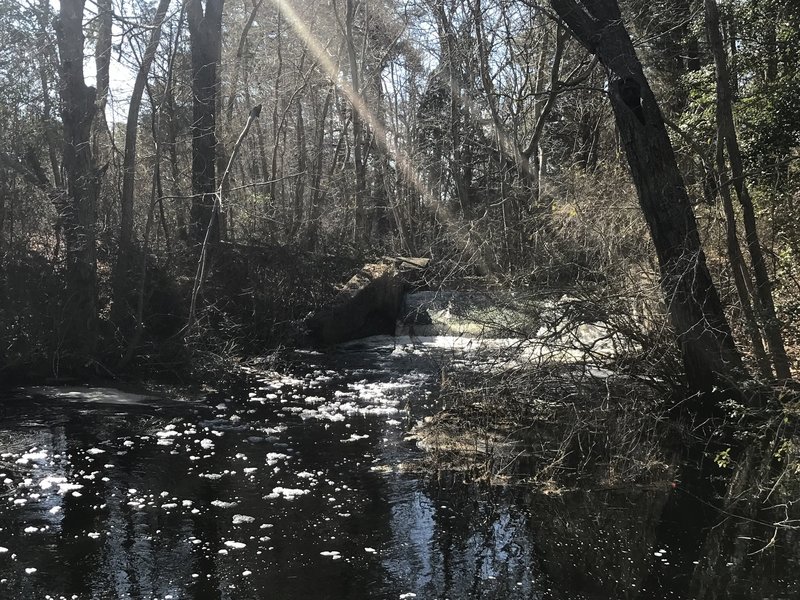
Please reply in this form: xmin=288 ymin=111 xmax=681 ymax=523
xmin=1 ymin=0 xmax=799 ymax=396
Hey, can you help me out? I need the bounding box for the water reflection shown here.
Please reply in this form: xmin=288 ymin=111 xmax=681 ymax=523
xmin=688 ymin=444 xmax=800 ymax=600
xmin=0 ymin=338 xmax=796 ymax=598
xmin=384 ymin=479 xmax=539 ymax=598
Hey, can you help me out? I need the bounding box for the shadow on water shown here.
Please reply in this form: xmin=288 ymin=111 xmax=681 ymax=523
xmin=0 ymin=336 xmax=797 ymax=598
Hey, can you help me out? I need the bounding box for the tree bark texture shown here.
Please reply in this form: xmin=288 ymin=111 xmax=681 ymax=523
xmin=188 ymin=0 xmax=224 ymax=246
xmin=56 ymin=0 xmax=99 ymax=364
xmin=550 ymin=0 xmax=743 ymax=393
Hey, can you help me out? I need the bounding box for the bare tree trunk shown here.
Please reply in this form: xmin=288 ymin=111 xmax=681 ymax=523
xmin=550 ymin=0 xmax=743 ymax=396
xmin=705 ymin=0 xmax=791 ymax=380
xmin=118 ymin=94 xmax=162 ymax=370
xmin=715 ymin=139 xmax=771 ymax=379
xmin=306 ymin=85 xmax=333 ymax=249
xmin=165 ymin=79 xmax=186 ymax=241
xmin=188 ymin=0 xmax=224 ymax=246
xmin=56 ymin=0 xmax=99 ymax=365
xmin=344 ymin=0 xmax=369 ymax=243
xmin=225 ymin=0 xmax=264 ymax=124
xmin=0 ymin=171 xmax=6 ymax=252
xmin=270 ymin=48 xmax=313 ymax=237
xmin=291 ymin=96 xmax=307 ymax=239
xmin=254 ymin=114 xmax=270 ymax=191
xmin=434 ymin=3 xmax=470 ymax=217
xmin=34 ymin=0 xmax=63 ymax=190
xmin=113 ymin=0 xmax=173 ymax=328
xmin=269 ymin=9 xmax=284 ymax=212
xmin=92 ymin=0 xmax=112 ymax=153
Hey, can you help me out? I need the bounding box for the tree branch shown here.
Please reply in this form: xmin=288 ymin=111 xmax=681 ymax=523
xmin=548 ymin=0 xmax=600 ymax=51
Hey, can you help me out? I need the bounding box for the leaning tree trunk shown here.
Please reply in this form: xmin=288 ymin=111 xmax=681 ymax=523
xmin=716 ymin=137 xmax=772 ymax=380
xmin=56 ymin=0 xmax=100 ymax=366
xmin=187 ymin=0 xmax=224 ymax=246
xmin=549 ymin=0 xmax=743 ymax=396
xmin=705 ymin=0 xmax=791 ymax=380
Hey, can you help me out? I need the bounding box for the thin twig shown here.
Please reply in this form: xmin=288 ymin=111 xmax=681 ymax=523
xmin=186 ymin=104 xmax=262 ymax=333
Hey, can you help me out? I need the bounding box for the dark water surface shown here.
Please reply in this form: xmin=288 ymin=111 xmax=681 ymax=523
xmin=0 ymin=336 xmax=796 ymax=599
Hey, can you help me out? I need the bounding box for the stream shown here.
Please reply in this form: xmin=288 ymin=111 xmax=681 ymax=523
xmin=0 ymin=334 xmax=797 ymax=599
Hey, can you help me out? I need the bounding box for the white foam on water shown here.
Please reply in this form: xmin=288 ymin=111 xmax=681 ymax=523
xmin=266 ymin=487 xmax=309 ymax=500
xmin=232 ymin=514 xmax=255 ymax=524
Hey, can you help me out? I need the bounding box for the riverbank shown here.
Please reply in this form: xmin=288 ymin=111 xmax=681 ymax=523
xmin=0 ymin=243 xmax=365 ymax=386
